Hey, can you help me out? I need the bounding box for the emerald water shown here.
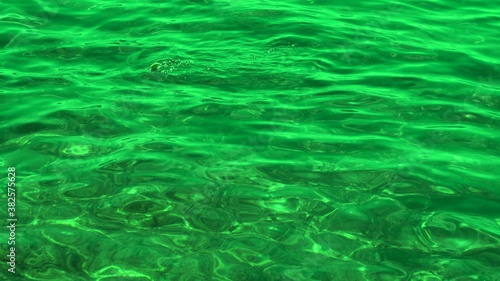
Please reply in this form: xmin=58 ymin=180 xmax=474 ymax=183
xmin=1 ymin=0 xmax=499 ymax=280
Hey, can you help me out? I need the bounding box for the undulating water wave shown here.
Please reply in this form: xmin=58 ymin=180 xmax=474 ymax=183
xmin=1 ymin=0 xmax=499 ymax=280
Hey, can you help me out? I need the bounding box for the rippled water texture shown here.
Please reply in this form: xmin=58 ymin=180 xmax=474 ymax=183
xmin=1 ymin=0 xmax=499 ymax=280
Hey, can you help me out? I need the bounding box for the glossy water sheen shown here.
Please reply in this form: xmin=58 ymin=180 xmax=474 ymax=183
xmin=1 ymin=0 xmax=499 ymax=280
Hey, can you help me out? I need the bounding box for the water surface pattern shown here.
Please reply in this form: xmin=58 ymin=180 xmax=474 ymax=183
xmin=1 ymin=0 xmax=499 ymax=280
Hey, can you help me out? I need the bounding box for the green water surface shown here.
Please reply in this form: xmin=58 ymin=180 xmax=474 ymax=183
xmin=1 ymin=0 xmax=499 ymax=280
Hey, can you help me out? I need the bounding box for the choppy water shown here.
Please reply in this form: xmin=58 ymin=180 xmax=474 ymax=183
xmin=1 ymin=0 xmax=499 ymax=280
